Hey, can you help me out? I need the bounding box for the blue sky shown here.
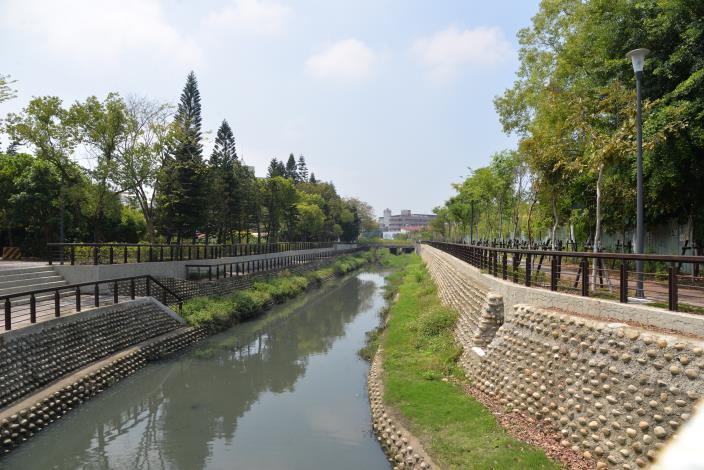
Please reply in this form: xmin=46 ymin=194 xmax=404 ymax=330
xmin=0 ymin=0 xmax=540 ymax=216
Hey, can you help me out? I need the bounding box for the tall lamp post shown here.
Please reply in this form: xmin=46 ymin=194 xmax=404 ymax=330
xmin=626 ymin=48 xmax=650 ymax=298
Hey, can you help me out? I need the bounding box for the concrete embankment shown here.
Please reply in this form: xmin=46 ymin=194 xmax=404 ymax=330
xmin=0 ymin=250 xmax=368 ymax=456
xmin=420 ymin=244 xmax=704 ymax=469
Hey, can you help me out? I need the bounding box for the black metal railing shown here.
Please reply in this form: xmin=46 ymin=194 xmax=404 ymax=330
xmin=1 ymin=275 xmax=183 ymax=331
xmin=423 ymin=241 xmax=704 ymax=313
xmin=185 ymin=247 xmax=361 ymax=280
xmin=47 ymin=242 xmax=335 ymax=265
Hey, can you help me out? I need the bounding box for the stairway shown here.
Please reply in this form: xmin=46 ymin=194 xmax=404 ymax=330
xmin=0 ymin=265 xmax=68 ymax=298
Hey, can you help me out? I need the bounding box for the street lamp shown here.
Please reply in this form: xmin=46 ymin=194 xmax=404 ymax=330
xmin=626 ymin=48 xmax=650 ymax=298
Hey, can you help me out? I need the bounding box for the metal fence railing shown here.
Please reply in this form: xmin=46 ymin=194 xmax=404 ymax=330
xmin=47 ymin=242 xmax=334 ymax=266
xmin=423 ymin=241 xmax=704 ymax=314
xmin=1 ymin=275 xmax=183 ymax=331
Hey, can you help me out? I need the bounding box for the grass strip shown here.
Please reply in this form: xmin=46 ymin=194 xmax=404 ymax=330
xmin=381 ymin=254 xmax=561 ymax=469
xmin=180 ymin=251 xmax=375 ymax=329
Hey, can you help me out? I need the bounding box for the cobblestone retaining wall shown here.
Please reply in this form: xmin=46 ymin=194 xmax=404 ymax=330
xmin=0 ymin=324 xmax=207 ymax=454
xmin=368 ymin=347 xmax=434 ymax=469
xmin=421 ymin=245 xmax=704 ymax=469
xmin=423 ymin=247 xmax=503 ymax=350
xmin=0 ymin=298 xmax=183 ymax=409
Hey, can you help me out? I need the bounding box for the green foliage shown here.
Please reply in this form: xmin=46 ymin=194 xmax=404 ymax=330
xmin=181 ymin=252 xmax=372 ymax=328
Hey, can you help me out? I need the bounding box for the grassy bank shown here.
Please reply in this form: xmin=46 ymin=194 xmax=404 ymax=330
xmin=181 ymin=251 xmax=375 ymax=329
xmin=379 ymin=254 xmax=560 ymax=469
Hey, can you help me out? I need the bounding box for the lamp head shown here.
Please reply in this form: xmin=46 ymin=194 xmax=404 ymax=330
xmin=626 ymin=48 xmax=650 ymax=73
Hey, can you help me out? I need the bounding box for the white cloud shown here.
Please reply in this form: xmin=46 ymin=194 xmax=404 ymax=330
xmin=305 ymin=39 xmax=377 ymax=82
xmin=0 ymin=0 xmax=200 ymax=67
xmin=411 ymin=26 xmax=513 ymax=81
xmin=204 ymin=0 xmax=291 ymax=35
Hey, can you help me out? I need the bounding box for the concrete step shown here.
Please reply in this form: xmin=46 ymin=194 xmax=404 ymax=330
xmin=0 ymin=270 xmax=59 ymax=282
xmin=0 ymin=280 xmax=69 ymax=297
xmin=0 ymin=275 xmax=66 ymax=290
xmin=0 ymin=266 xmax=53 ymax=276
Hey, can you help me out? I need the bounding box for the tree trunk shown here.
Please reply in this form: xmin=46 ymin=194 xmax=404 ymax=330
xmin=592 ymin=165 xmax=604 ymax=290
xmin=527 ymin=197 xmax=537 ymax=243
xmin=551 ymin=194 xmax=559 ymax=249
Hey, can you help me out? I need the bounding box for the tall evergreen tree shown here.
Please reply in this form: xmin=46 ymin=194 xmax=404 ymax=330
xmin=285 ymin=153 xmax=298 ymax=181
xmin=267 ymin=158 xmax=286 ymax=177
xmin=160 ymin=71 xmax=206 ymax=242
xmin=211 ymin=119 xmax=237 ymax=167
xmin=297 ymin=155 xmax=309 ymax=182
xmin=309 ymin=172 xmax=317 ymax=184
xmin=209 ymin=119 xmax=239 ymax=242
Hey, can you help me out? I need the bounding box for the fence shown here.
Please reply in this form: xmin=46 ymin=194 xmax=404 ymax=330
xmin=185 ymin=249 xmax=347 ymax=281
xmin=1 ymin=275 xmax=183 ymax=331
xmin=47 ymin=242 xmax=334 ymax=266
xmin=423 ymin=241 xmax=704 ymax=313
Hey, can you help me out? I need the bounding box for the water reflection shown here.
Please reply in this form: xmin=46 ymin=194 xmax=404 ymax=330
xmin=2 ymin=273 xmax=390 ymax=470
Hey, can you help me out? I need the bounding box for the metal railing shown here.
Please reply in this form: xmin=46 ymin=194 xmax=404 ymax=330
xmin=1 ymin=275 xmax=183 ymax=331
xmin=47 ymin=242 xmax=334 ymax=265
xmin=423 ymin=241 xmax=704 ymax=313
xmin=185 ymin=247 xmax=361 ymax=280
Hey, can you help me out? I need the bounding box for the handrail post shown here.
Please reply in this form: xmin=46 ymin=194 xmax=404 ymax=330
xmin=29 ymin=295 xmax=38 ymax=323
xmin=70 ymin=245 xmax=75 ymax=265
xmin=525 ymin=253 xmax=532 ymax=287
xmin=146 ymin=277 xmax=151 ymax=297
xmin=55 ymin=290 xmax=60 ymax=317
xmin=130 ymin=278 xmax=136 ymax=300
xmin=94 ymin=283 xmax=100 ymax=307
xmin=93 ymin=246 xmax=99 ymax=265
xmin=5 ymin=298 xmax=11 ymax=330
xmin=113 ymin=281 xmax=119 ymax=304
xmin=109 ymin=246 xmax=114 ymax=264
xmin=581 ymin=258 xmax=589 ymax=296
xmin=137 ymin=246 xmax=141 ymax=263
xmin=75 ymin=286 xmax=81 ymax=312
xmin=502 ymin=252 xmax=507 ymax=280
xmin=620 ymin=261 xmax=628 ymax=303
xmin=668 ymin=263 xmax=678 ymax=311
xmin=124 ymin=246 xmax=128 ymax=264
xmin=550 ymin=256 xmax=558 ymax=291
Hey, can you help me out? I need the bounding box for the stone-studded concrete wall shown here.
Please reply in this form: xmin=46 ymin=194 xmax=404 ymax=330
xmin=420 ymin=244 xmax=704 ymax=469
xmin=424 ymin=248 xmax=503 ymax=348
xmin=471 ymin=305 xmax=703 ymax=469
xmin=0 ymin=324 xmax=207 ymax=454
xmin=0 ymin=298 xmax=183 ymax=409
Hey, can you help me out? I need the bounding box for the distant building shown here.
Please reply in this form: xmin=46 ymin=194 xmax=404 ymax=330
xmin=378 ymin=209 xmax=435 ymax=232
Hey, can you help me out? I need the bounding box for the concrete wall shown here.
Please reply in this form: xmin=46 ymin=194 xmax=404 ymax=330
xmin=54 ymin=247 xmax=337 ymax=284
xmin=420 ymin=244 xmax=704 ymax=469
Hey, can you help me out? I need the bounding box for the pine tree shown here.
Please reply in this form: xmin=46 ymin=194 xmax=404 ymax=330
xmin=267 ymin=158 xmax=285 ymax=177
xmin=209 ymin=119 xmax=239 ymax=242
xmin=211 ymin=119 xmax=237 ymax=167
xmin=309 ymin=172 xmax=317 ymax=184
xmin=297 ymin=155 xmax=309 ymax=182
xmin=163 ymin=71 xmax=206 ymax=242
xmin=285 ymin=153 xmax=298 ymax=181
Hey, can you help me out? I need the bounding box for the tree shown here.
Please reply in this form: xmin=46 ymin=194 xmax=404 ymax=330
xmin=5 ymin=97 xmax=79 ymax=243
xmin=297 ymin=155 xmax=309 ymax=182
xmin=209 ymin=119 xmax=239 ymax=242
xmin=285 ymin=153 xmax=298 ymax=181
xmin=267 ymin=158 xmax=286 ymax=177
xmin=309 ymin=172 xmax=317 ymax=184
xmin=159 ymin=71 xmax=206 ymax=242
xmin=112 ymin=96 xmax=174 ymax=243
xmin=0 ymin=74 xmax=16 ymax=104
xmin=69 ymin=93 xmax=130 ymax=241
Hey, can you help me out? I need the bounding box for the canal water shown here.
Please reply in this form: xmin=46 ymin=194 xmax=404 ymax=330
xmin=2 ymin=272 xmax=391 ymax=470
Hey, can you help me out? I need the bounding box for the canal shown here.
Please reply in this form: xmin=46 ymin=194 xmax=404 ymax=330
xmin=2 ymin=272 xmax=391 ymax=470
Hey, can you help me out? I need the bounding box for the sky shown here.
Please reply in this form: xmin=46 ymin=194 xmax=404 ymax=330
xmin=0 ymin=0 xmax=540 ymax=217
